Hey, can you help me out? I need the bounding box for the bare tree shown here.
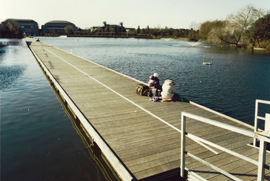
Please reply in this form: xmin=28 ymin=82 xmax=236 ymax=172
xmin=220 ymin=5 xmax=265 ymax=47
xmin=5 ymin=19 xmax=20 ymax=35
xmin=206 ymin=21 xmax=226 ymax=44
xmin=189 ymin=21 xmax=200 ymax=31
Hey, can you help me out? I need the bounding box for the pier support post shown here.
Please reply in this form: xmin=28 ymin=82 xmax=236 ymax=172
xmin=257 ymin=140 xmax=266 ymax=181
xmin=180 ymin=113 xmax=186 ymax=178
xmin=254 ymin=100 xmax=259 ymax=146
xmin=265 ymin=113 xmax=270 ymax=135
xmin=258 ymin=113 xmax=269 ymax=181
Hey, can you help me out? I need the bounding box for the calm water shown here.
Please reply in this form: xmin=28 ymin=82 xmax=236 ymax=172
xmin=1 ymin=39 xmax=107 ymax=181
xmin=40 ymin=37 xmax=270 ymax=126
xmin=1 ymin=37 xmax=269 ymax=180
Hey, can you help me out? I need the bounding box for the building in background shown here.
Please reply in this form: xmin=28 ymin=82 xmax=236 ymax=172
xmin=42 ymin=20 xmax=78 ymax=35
xmin=1 ymin=19 xmax=39 ymax=37
xmin=90 ymin=22 xmax=127 ymax=35
xmin=125 ymin=28 xmax=135 ymax=33
xmin=17 ymin=19 xmax=39 ymax=36
xmin=90 ymin=26 xmax=101 ymax=32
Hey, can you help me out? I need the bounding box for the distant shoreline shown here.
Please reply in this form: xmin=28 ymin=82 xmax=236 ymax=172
xmin=161 ymin=37 xmax=189 ymax=41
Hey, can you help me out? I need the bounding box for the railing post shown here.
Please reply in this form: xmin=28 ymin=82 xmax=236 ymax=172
xmin=180 ymin=113 xmax=186 ymax=178
xmin=257 ymin=139 xmax=266 ymax=181
xmin=265 ymin=113 xmax=270 ymax=135
xmin=254 ymin=100 xmax=259 ymax=146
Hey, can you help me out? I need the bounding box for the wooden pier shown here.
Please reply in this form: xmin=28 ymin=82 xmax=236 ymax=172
xmin=25 ymin=38 xmax=270 ymax=181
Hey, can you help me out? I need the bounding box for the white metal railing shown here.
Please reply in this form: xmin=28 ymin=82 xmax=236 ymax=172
xmin=180 ymin=112 xmax=270 ymax=181
xmin=253 ymin=99 xmax=270 ymax=146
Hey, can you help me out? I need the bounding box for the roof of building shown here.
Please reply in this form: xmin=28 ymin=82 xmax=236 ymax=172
xmin=5 ymin=19 xmax=37 ymax=23
xmin=103 ymin=24 xmax=125 ymax=29
xmin=45 ymin=20 xmax=74 ymax=25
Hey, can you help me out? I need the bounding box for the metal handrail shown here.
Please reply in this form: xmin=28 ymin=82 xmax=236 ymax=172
xmin=254 ymin=99 xmax=270 ymax=146
xmin=180 ymin=112 xmax=270 ymax=181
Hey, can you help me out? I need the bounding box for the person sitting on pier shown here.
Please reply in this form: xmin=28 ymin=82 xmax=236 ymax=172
xmin=160 ymin=79 xmax=179 ymax=102
xmin=148 ymin=73 xmax=162 ymax=100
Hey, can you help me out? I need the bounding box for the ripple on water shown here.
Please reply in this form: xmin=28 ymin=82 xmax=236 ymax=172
xmin=0 ymin=65 xmax=27 ymax=89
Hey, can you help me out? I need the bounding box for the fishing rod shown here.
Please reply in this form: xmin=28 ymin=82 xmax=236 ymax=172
xmin=158 ymin=42 xmax=200 ymax=77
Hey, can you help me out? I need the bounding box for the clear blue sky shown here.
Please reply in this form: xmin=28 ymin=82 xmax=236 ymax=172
xmin=1 ymin=0 xmax=269 ymax=29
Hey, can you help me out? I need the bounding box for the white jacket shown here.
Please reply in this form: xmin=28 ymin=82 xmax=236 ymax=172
xmin=161 ymin=79 xmax=176 ymax=98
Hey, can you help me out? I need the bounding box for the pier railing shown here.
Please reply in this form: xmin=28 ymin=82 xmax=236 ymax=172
xmin=180 ymin=112 xmax=270 ymax=181
xmin=253 ymin=99 xmax=270 ymax=146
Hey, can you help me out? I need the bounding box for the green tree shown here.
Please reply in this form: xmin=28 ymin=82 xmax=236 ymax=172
xmin=165 ymin=28 xmax=173 ymax=37
xmin=173 ymin=29 xmax=179 ymax=37
xmin=146 ymin=25 xmax=150 ymax=34
xmin=137 ymin=26 xmax=140 ymax=34
xmin=114 ymin=25 xmax=118 ymax=34
xmin=103 ymin=21 xmax=106 ymax=32
xmin=251 ymin=14 xmax=270 ymax=48
xmin=142 ymin=29 xmax=146 ymax=34
xmin=119 ymin=22 xmax=123 ymax=34
xmin=188 ymin=28 xmax=199 ymax=41
xmin=64 ymin=25 xmax=74 ymax=35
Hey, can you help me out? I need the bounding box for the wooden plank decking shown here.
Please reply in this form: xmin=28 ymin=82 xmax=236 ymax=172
xmin=26 ymin=38 xmax=270 ymax=181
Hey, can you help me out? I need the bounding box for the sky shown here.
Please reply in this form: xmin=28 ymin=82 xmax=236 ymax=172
xmin=1 ymin=0 xmax=269 ymax=29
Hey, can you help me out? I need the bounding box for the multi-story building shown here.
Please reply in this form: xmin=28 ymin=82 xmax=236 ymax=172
xmin=1 ymin=19 xmax=39 ymax=36
xmin=17 ymin=19 xmax=39 ymax=36
xmin=42 ymin=20 xmax=78 ymax=35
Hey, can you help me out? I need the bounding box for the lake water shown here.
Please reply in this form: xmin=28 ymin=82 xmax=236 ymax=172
xmin=1 ymin=39 xmax=107 ymax=181
xmin=39 ymin=37 xmax=270 ymax=126
xmin=1 ymin=37 xmax=269 ymax=180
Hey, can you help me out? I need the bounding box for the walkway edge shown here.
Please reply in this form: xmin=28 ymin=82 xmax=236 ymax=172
xmin=28 ymin=44 xmax=134 ymax=181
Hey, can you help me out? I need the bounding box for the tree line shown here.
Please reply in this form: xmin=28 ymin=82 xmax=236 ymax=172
xmin=129 ymin=26 xmax=190 ymax=39
xmin=75 ymin=5 xmax=269 ymax=49
xmin=199 ymin=5 xmax=270 ymax=49
xmin=1 ymin=5 xmax=269 ymax=49
xmin=77 ymin=24 xmax=190 ymax=39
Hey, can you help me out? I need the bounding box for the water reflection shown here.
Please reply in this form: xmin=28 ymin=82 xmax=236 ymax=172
xmin=205 ymin=44 xmax=270 ymax=55
xmin=169 ymin=42 xmax=270 ymax=55
xmin=0 ymin=40 xmax=28 ymax=90
xmin=0 ymin=38 xmax=25 ymax=46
